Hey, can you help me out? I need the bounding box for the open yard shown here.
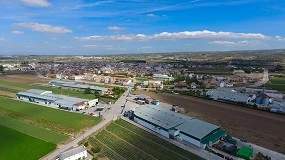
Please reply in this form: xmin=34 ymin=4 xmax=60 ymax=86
xmin=86 ymin=119 xmax=203 ymax=160
xmin=134 ymin=90 xmax=285 ymax=154
xmin=0 ymin=125 xmax=56 ymax=160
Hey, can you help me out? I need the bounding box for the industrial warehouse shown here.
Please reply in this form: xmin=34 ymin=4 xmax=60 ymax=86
xmin=16 ymin=89 xmax=98 ymax=111
xmin=48 ymin=80 xmax=111 ymax=95
xmin=130 ymin=105 xmax=227 ymax=149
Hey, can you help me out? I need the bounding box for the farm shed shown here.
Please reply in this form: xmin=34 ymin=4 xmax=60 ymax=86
xmin=58 ymin=146 xmax=87 ymax=160
xmin=133 ymin=105 xmax=226 ymax=149
xmin=17 ymin=89 xmax=97 ymax=111
xmin=49 ymin=80 xmax=110 ymax=95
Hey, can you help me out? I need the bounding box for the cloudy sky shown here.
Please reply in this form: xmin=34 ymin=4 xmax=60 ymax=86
xmin=0 ymin=0 xmax=285 ymax=55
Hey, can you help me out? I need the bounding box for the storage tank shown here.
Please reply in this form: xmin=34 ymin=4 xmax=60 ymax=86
xmin=255 ymin=97 xmax=262 ymax=104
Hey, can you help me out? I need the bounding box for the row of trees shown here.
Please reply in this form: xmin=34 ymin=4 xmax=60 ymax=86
xmin=174 ymin=74 xmax=201 ymax=85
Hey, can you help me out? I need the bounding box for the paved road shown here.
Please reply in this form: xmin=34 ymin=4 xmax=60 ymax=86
xmin=43 ymin=88 xmax=131 ymax=160
xmin=249 ymin=69 xmax=269 ymax=87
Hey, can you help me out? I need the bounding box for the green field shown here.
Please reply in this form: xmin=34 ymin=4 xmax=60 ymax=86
xmin=0 ymin=115 xmax=68 ymax=144
xmin=0 ymin=96 xmax=102 ymax=159
xmin=0 ymin=80 xmax=122 ymax=103
xmin=87 ymin=119 xmax=203 ymax=160
xmin=0 ymin=125 xmax=56 ymax=160
xmin=0 ymin=96 xmax=101 ymax=132
xmin=266 ymin=77 xmax=285 ymax=92
xmin=0 ymin=80 xmax=97 ymax=99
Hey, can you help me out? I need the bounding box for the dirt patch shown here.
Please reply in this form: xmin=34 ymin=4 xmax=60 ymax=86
xmin=0 ymin=84 xmax=26 ymax=91
xmin=0 ymin=90 xmax=16 ymax=97
xmin=134 ymin=90 xmax=285 ymax=154
xmin=0 ymin=73 xmax=49 ymax=84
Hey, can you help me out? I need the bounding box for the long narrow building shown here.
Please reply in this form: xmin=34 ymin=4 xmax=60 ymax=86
xmin=132 ymin=105 xmax=227 ymax=149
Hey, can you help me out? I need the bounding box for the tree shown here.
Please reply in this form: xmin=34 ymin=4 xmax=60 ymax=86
xmin=84 ymin=87 xmax=91 ymax=94
xmin=94 ymin=90 xmax=100 ymax=96
xmin=0 ymin=65 xmax=4 ymax=73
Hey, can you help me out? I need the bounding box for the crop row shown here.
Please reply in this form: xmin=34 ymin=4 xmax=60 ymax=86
xmin=114 ymin=119 xmax=203 ymax=160
xmin=95 ymin=130 xmax=154 ymax=160
xmin=106 ymin=122 xmax=188 ymax=160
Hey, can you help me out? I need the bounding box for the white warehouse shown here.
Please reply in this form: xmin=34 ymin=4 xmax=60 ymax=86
xmin=17 ymin=89 xmax=98 ymax=111
xmin=132 ymin=105 xmax=226 ymax=149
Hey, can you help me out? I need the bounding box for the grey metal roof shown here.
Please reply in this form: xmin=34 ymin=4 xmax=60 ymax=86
xmin=26 ymin=89 xmax=46 ymax=95
xmin=134 ymin=105 xmax=220 ymax=139
xmin=59 ymin=146 xmax=86 ymax=159
xmin=17 ymin=89 xmax=88 ymax=106
xmin=134 ymin=105 xmax=193 ymax=130
xmin=175 ymin=119 xmax=219 ymax=140
xmin=49 ymin=80 xmax=108 ymax=92
xmin=17 ymin=91 xmax=58 ymax=101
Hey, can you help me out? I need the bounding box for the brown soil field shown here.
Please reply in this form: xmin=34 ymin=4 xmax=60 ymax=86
xmin=0 ymin=84 xmax=26 ymax=91
xmin=134 ymin=90 xmax=285 ymax=154
xmin=0 ymin=72 xmax=49 ymax=84
xmin=0 ymin=90 xmax=16 ymax=97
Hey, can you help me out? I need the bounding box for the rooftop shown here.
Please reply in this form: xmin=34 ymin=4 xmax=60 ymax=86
xmin=58 ymin=146 xmax=86 ymax=160
xmin=17 ymin=89 xmax=89 ymax=106
xmin=176 ymin=119 xmax=220 ymax=140
xmin=49 ymin=80 xmax=109 ymax=92
xmin=134 ymin=105 xmax=221 ymax=140
xmin=134 ymin=105 xmax=192 ymax=130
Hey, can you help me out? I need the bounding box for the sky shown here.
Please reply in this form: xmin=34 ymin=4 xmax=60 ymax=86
xmin=0 ymin=0 xmax=285 ymax=55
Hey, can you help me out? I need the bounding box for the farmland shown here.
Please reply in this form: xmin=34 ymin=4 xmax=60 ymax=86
xmin=134 ymin=90 xmax=285 ymax=154
xmin=0 ymin=96 xmax=101 ymax=159
xmin=0 ymin=125 xmax=56 ymax=160
xmin=266 ymin=77 xmax=285 ymax=92
xmin=0 ymin=96 xmax=101 ymax=132
xmin=86 ymin=119 xmax=203 ymax=160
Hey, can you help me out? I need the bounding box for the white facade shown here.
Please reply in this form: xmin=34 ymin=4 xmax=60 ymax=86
xmin=88 ymin=99 xmax=99 ymax=107
xmin=134 ymin=117 xmax=169 ymax=138
xmin=61 ymin=151 xmax=87 ymax=160
xmin=59 ymin=147 xmax=87 ymax=160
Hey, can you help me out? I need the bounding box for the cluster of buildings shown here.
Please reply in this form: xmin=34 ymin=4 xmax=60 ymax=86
xmin=17 ymin=89 xmax=98 ymax=111
xmin=36 ymin=61 xmax=175 ymax=79
xmin=207 ymin=87 xmax=285 ymax=113
xmin=129 ymin=105 xmax=227 ymax=149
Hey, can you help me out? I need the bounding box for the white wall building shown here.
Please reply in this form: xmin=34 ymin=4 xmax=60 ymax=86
xmin=132 ymin=105 xmax=226 ymax=149
xmin=58 ymin=146 xmax=88 ymax=160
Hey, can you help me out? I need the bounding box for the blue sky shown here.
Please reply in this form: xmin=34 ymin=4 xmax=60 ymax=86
xmin=0 ymin=0 xmax=285 ymax=55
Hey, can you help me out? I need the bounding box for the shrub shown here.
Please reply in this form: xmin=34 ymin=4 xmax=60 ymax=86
xmin=91 ymin=146 xmax=102 ymax=153
xmin=84 ymin=142 xmax=89 ymax=147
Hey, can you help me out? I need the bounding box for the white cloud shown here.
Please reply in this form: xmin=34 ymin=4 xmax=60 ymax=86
xmin=82 ymin=44 xmax=126 ymax=50
xmin=0 ymin=38 xmax=4 ymax=41
xmin=107 ymin=26 xmax=124 ymax=31
xmin=74 ymin=30 xmax=268 ymax=41
xmin=275 ymin=36 xmax=285 ymax=41
xmin=72 ymin=0 xmax=113 ymax=9
xmin=147 ymin=13 xmax=157 ymax=17
xmin=82 ymin=44 xmax=113 ymax=48
xmin=44 ymin=41 xmax=49 ymax=44
xmin=20 ymin=0 xmax=51 ymax=7
xmin=14 ymin=22 xmax=72 ymax=34
xmin=209 ymin=40 xmax=261 ymax=46
xmin=139 ymin=46 xmax=152 ymax=49
xmin=60 ymin=46 xmax=73 ymax=49
xmin=11 ymin=30 xmax=24 ymax=34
